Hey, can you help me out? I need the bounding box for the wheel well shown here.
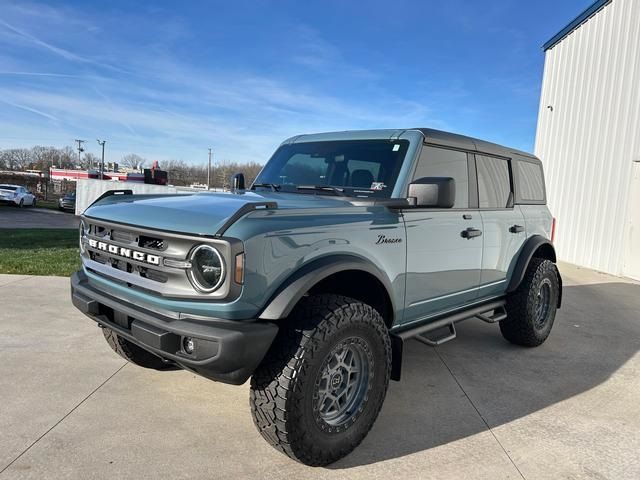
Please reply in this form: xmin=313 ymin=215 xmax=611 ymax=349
xmin=533 ymin=242 xmax=556 ymax=262
xmin=309 ymin=270 xmax=394 ymax=329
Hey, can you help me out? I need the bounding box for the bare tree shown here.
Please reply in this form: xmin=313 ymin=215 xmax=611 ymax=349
xmin=0 ymin=148 xmax=32 ymax=170
xmin=30 ymin=146 xmax=49 ymax=169
xmin=121 ymin=153 xmax=146 ymax=171
xmin=82 ymin=152 xmax=100 ymax=170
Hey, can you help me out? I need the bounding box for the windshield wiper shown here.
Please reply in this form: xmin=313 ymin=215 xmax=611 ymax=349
xmin=296 ymin=185 xmax=345 ymax=196
xmin=252 ymin=183 xmax=281 ymax=192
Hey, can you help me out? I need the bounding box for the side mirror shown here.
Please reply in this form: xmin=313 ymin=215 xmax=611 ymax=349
xmin=408 ymin=177 xmax=455 ymax=208
xmin=230 ymin=172 xmax=245 ymax=191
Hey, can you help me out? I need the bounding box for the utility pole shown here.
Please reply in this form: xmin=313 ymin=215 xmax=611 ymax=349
xmin=74 ymin=139 xmax=85 ymax=168
xmin=97 ymin=139 xmax=106 ymax=180
xmin=207 ymin=148 xmax=212 ymax=190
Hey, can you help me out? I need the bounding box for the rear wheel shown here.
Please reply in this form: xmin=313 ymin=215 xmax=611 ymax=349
xmin=18 ymin=199 xmax=24 ymax=208
xmin=501 ymin=258 xmax=560 ymax=347
xmin=31 ymin=199 xmax=36 ymax=208
xmin=250 ymin=294 xmax=391 ymax=466
xmin=102 ymin=327 xmax=173 ymax=370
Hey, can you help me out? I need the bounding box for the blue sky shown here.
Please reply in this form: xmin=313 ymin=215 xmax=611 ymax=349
xmin=0 ymin=0 xmax=592 ymax=165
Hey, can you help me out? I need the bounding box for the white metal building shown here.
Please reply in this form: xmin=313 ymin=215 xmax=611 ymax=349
xmin=535 ymin=0 xmax=640 ymax=280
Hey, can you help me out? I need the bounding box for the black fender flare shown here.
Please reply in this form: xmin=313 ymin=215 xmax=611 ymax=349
xmin=507 ymin=235 xmax=562 ymax=307
xmin=258 ymin=254 xmax=396 ymax=321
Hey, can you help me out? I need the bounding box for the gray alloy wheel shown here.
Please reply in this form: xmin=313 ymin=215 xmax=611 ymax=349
xmin=314 ymin=337 xmax=371 ymax=428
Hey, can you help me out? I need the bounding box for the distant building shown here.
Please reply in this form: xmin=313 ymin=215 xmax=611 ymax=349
xmin=49 ymin=168 xmax=145 ymax=183
xmin=535 ymin=0 xmax=640 ymax=280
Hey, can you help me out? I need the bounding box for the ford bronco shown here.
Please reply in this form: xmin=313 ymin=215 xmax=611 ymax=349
xmin=71 ymin=128 xmax=562 ymax=466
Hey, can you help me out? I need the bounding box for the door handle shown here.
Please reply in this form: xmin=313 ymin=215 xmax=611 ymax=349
xmin=509 ymin=224 xmax=525 ymax=234
xmin=461 ymin=227 xmax=482 ymax=239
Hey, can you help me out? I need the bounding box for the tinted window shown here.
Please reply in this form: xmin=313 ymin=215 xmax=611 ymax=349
xmin=255 ymin=140 xmax=409 ymax=198
xmin=477 ymin=156 xmax=512 ymax=208
xmin=517 ymin=161 xmax=545 ymax=202
xmin=413 ymin=146 xmax=469 ymax=208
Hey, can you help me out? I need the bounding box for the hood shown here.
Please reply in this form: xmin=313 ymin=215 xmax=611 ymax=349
xmin=84 ymin=191 xmax=354 ymax=236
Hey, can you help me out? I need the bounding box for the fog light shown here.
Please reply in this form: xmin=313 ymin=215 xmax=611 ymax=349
xmin=183 ymin=337 xmax=195 ymax=354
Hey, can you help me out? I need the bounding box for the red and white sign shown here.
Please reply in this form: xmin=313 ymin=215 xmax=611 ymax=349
xmin=49 ymin=168 xmax=144 ymax=183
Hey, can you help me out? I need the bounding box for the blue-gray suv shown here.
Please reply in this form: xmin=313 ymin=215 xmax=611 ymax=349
xmin=71 ymin=128 xmax=562 ymax=466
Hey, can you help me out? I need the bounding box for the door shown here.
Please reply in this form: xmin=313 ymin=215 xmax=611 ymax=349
xmin=475 ymin=155 xmax=527 ymax=298
xmin=623 ymin=162 xmax=640 ymax=280
xmin=402 ymin=146 xmax=483 ymax=324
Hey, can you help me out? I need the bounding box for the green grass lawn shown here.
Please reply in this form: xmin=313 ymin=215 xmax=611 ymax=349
xmin=0 ymin=229 xmax=80 ymax=276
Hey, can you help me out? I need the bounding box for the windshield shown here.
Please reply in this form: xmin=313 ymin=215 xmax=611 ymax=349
xmin=0 ymin=186 xmax=17 ymax=191
xmin=254 ymin=140 xmax=409 ymax=198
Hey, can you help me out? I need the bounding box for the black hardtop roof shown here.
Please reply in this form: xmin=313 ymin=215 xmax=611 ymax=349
xmin=414 ymin=128 xmax=539 ymax=163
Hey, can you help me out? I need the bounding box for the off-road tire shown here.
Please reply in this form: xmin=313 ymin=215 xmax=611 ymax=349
xmin=501 ymin=258 xmax=560 ymax=347
xmin=250 ymin=294 xmax=392 ymax=466
xmin=102 ymin=327 xmax=172 ymax=370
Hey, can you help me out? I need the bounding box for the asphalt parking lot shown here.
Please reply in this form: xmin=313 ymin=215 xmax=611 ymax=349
xmin=1 ymin=263 xmax=638 ymax=479
xmin=0 ymin=206 xmax=78 ymax=229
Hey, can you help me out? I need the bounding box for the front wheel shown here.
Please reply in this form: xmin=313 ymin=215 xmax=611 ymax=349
xmin=501 ymin=258 xmax=560 ymax=347
xmin=250 ymin=294 xmax=391 ymax=466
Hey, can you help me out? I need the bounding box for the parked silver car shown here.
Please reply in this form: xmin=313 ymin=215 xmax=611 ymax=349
xmin=0 ymin=184 xmax=36 ymax=207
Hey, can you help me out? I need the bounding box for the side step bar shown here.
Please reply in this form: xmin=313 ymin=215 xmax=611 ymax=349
xmin=395 ymin=299 xmax=507 ymax=344
xmin=415 ymin=324 xmax=457 ymax=347
xmin=389 ymin=299 xmax=507 ymax=381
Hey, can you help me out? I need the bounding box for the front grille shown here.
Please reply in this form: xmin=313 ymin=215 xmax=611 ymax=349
xmin=139 ymin=235 xmax=165 ymax=250
xmin=110 ymin=229 xmax=135 ymax=243
xmin=83 ymin=221 xmax=173 ymax=286
xmin=81 ymin=217 xmax=234 ymax=299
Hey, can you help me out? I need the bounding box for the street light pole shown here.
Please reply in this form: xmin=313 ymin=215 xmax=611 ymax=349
xmin=207 ymin=148 xmax=212 ymax=190
xmin=74 ymin=139 xmax=85 ymax=167
xmin=97 ymin=139 xmax=106 ymax=180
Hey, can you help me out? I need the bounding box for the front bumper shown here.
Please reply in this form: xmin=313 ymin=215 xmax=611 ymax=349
xmin=71 ymin=270 xmax=278 ymax=385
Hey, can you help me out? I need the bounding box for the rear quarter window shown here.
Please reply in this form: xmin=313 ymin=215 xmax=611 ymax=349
xmin=517 ymin=161 xmax=545 ymax=203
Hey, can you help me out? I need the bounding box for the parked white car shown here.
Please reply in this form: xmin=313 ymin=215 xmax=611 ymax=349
xmin=0 ymin=184 xmax=37 ymax=207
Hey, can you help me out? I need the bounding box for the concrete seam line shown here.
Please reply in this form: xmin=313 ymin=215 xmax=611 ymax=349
xmin=434 ymin=347 xmax=527 ymax=480
xmin=0 ymin=362 xmax=127 ymax=475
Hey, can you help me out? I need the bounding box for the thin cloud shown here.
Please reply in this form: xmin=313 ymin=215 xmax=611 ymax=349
xmin=0 ymin=71 xmax=78 ymax=78
xmin=0 ymin=98 xmax=59 ymax=122
xmin=0 ymin=19 xmax=127 ymax=74
xmin=0 ymin=19 xmax=86 ymax=62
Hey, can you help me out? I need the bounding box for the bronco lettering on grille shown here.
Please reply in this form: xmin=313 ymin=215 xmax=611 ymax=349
xmin=87 ymin=238 xmax=161 ymax=266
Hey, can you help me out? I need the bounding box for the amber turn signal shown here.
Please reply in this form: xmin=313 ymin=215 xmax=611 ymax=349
xmin=234 ymin=253 xmax=245 ymax=284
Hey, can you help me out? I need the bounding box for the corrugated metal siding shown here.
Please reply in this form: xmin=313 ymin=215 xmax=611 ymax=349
xmin=534 ymin=0 xmax=640 ymax=275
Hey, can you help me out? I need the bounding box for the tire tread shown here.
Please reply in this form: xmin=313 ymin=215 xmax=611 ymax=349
xmin=250 ymin=294 xmax=391 ymax=466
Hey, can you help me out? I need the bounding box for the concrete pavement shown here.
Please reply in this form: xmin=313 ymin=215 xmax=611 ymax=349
xmin=0 ymin=207 xmax=78 ymax=229
xmin=0 ymin=263 xmax=638 ymax=479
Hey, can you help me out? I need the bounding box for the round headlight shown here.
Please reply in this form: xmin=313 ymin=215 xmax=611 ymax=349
xmin=188 ymin=245 xmax=225 ymax=293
